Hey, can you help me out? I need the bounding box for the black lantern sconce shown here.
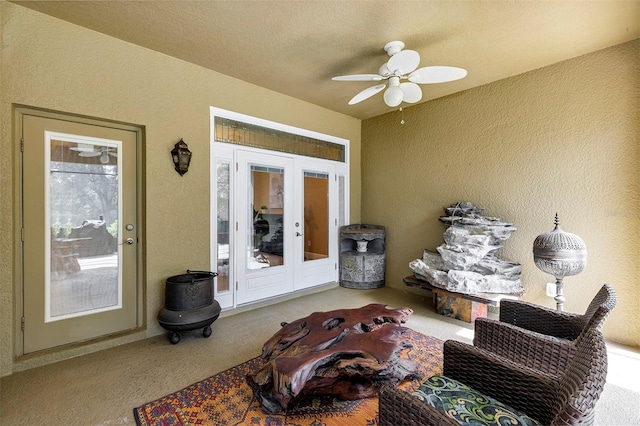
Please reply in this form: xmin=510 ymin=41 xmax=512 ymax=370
xmin=171 ymin=138 xmax=192 ymax=176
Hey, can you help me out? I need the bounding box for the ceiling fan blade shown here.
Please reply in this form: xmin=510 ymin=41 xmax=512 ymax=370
xmin=69 ymin=143 xmax=96 ymax=153
xmin=387 ymin=49 xmax=420 ymax=75
xmin=408 ymin=66 xmax=468 ymax=84
xmin=108 ymin=152 xmax=118 ymax=157
xmin=348 ymin=84 xmax=386 ymax=105
xmin=400 ymin=82 xmax=422 ymax=103
xmin=78 ymin=151 xmax=101 ymax=157
xmin=332 ymin=74 xmax=383 ymax=82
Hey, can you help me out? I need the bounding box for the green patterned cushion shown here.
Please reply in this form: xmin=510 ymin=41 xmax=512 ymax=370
xmin=412 ymin=375 xmax=541 ymax=426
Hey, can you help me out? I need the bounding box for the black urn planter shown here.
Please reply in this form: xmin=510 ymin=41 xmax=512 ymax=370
xmin=157 ymin=270 xmax=221 ymax=344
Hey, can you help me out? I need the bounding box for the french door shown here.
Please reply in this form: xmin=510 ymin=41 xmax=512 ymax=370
xmin=19 ymin=110 xmax=140 ymax=354
xmin=235 ymin=151 xmax=294 ymax=304
xmin=293 ymin=158 xmax=339 ymax=290
xmin=214 ymin=149 xmax=340 ymax=308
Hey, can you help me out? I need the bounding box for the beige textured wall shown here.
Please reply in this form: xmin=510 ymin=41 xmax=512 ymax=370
xmin=362 ymin=39 xmax=639 ymax=347
xmin=0 ymin=3 xmax=361 ymax=376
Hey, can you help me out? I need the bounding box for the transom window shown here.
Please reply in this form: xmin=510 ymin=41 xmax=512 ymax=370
xmin=214 ymin=117 xmax=345 ymax=162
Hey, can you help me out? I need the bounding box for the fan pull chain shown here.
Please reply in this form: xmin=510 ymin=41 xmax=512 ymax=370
xmin=399 ymin=107 xmax=405 ymax=125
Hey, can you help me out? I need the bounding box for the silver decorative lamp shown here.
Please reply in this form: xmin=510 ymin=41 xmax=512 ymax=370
xmin=533 ymin=213 xmax=587 ymax=311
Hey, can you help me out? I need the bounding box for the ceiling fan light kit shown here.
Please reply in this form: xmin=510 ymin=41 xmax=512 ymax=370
xmin=333 ymin=40 xmax=467 ymax=109
xmin=383 ymin=77 xmax=403 ymax=107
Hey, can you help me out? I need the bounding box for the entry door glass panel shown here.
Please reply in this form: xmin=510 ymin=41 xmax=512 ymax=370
xmin=235 ymin=151 xmax=293 ymax=306
xmin=303 ymin=171 xmax=329 ymax=261
xmin=249 ymin=166 xmax=284 ymax=269
xmin=47 ymin=135 xmax=121 ymax=321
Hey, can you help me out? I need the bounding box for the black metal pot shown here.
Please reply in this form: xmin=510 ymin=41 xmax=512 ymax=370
xmin=164 ymin=270 xmax=216 ymax=311
xmin=158 ymin=270 xmax=221 ymax=344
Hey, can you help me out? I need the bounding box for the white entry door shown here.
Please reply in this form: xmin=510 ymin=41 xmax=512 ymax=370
xmin=293 ymin=159 xmax=338 ymax=290
xmin=235 ymin=151 xmax=295 ymax=304
xmin=233 ymin=150 xmax=338 ymax=305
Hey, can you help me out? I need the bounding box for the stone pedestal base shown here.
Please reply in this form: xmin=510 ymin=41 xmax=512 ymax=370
xmin=433 ymin=289 xmax=487 ymax=323
xmin=403 ymin=275 xmax=520 ymax=324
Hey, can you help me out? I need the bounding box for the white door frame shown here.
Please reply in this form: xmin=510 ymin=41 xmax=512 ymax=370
xmin=210 ymin=107 xmax=349 ymax=310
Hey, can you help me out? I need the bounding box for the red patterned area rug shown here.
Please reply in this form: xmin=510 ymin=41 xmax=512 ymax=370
xmin=133 ymin=328 xmax=443 ymax=426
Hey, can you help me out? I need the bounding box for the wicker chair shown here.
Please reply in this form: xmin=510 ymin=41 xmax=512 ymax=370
xmin=496 ymin=284 xmax=617 ymax=339
xmin=473 ymin=284 xmax=616 ymax=374
xmin=379 ymin=328 xmax=608 ymax=426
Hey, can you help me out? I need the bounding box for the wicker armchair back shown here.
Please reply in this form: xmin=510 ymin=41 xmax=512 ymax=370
xmin=499 ymin=284 xmax=616 ymax=340
xmin=581 ymin=284 xmax=617 ymax=333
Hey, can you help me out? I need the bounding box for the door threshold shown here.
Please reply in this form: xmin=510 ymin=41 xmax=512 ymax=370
xmin=221 ymin=282 xmax=339 ymax=318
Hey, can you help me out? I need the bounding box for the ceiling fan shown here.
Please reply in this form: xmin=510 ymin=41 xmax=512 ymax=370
xmin=332 ymin=41 xmax=467 ymax=108
xmin=69 ymin=144 xmax=117 ymax=164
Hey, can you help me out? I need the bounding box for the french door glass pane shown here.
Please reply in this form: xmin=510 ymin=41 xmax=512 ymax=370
xmin=338 ymin=175 xmax=346 ymax=227
xmin=216 ymin=160 xmax=230 ymax=292
xmin=47 ymin=137 xmax=120 ymax=321
xmin=248 ymin=165 xmax=284 ymax=269
xmin=303 ymin=171 xmax=329 ymax=261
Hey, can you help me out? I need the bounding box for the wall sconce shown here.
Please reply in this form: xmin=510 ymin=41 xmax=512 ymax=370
xmin=171 ymin=139 xmax=192 ymax=176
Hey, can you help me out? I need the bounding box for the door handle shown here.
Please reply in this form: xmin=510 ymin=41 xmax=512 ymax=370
xmin=125 ymin=238 xmax=135 ymax=245
xmin=295 ymin=232 xmax=304 ymax=237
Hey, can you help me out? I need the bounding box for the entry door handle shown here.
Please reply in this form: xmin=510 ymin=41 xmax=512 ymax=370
xmin=125 ymin=238 xmax=135 ymax=245
xmin=295 ymin=232 xmax=304 ymax=237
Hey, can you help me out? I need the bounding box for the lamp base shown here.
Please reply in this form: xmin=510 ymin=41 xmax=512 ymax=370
xmin=554 ymin=278 xmax=565 ymax=312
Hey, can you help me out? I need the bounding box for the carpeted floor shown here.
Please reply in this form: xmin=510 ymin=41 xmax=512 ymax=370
xmin=133 ymin=329 xmax=443 ymax=426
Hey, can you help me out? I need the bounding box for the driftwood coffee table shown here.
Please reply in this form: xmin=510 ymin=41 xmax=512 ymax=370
xmin=246 ymin=303 xmax=417 ymax=413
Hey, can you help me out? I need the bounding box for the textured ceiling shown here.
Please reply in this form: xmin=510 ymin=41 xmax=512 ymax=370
xmin=11 ymin=1 xmax=640 ymax=120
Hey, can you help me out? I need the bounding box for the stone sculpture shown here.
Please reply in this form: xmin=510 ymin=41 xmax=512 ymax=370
xmin=409 ymin=202 xmax=524 ymax=295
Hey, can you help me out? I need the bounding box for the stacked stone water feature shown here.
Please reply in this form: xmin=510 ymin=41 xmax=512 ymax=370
xmin=409 ymin=202 xmax=524 ymax=295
